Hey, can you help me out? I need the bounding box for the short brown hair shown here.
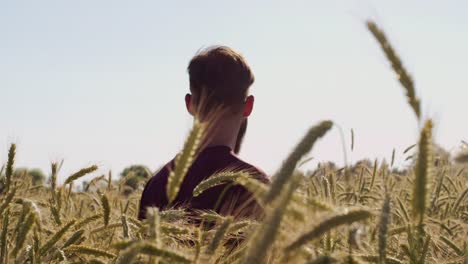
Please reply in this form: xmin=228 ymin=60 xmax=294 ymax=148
xmin=187 ymin=46 xmax=254 ymax=110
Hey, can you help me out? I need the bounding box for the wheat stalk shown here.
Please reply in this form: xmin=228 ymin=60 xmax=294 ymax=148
xmin=418 ymin=234 xmax=431 ymax=263
xmin=62 ymin=229 xmax=85 ymax=249
xmin=85 ymin=175 xmax=106 ymax=192
xmin=358 ymin=255 xmax=403 ymax=264
xmin=160 ymin=223 xmax=192 ymax=236
xmin=440 ymin=236 xmax=464 ymax=256
xmin=396 ymin=197 xmax=410 ymax=223
xmin=198 ymin=211 xmax=226 ymax=222
xmin=75 ymin=213 xmax=103 ymax=230
xmin=206 ymin=217 xmax=232 ymax=255
xmin=242 ymin=173 xmax=302 ymax=264
xmin=116 ymin=241 xmax=191 ymax=264
xmin=285 ymin=209 xmax=372 ymax=252
xmin=146 ymin=207 xmax=161 ymax=247
xmin=378 ymin=195 xmax=391 ymax=263
xmin=121 ymin=215 xmax=130 ymax=238
xmin=91 ymin=223 xmax=122 ymax=234
xmin=65 ymin=245 xmax=117 ymax=258
xmin=220 ymin=245 xmax=247 ymax=264
xmin=88 ymin=258 xmax=106 ymax=264
xmin=451 ymin=187 xmax=468 ymax=214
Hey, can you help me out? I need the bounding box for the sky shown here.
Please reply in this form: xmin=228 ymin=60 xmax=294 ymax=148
xmin=1 ymin=0 xmax=467 ymax=183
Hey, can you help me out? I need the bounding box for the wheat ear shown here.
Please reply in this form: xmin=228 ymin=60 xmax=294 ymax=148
xmin=88 ymin=258 xmax=106 ymax=264
xmin=64 ymin=165 xmax=98 ymax=185
xmin=100 ymin=193 xmax=111 ymax=226
xmin=367 ymin=20 xmax=421 ymax=120
xmin=13 ymin=212 xmax=36 ymax=257
xmin=65 ymin=245 xmax=117 ymax=258
xmin=306 ymin=255 xmax=338 ymax=264
xmin=39 ymin=220 xmax=75 ymax=256
xmin=0 ymin=186 xmax=17 ymax=215
xmin=193 ymin=171 xmax=247 ymax=197
xmin=4 ymin=144 xmax=16 ymax=192
xmin=75 ymin=213 xmax=103 ymax=230
xmin=451 ymin=187 xmax=468 ymax=214
xmin=166 ymin=119 xmax=205 ymax=204
xmin=145 ymin=207 xmax=161 ymax=248
xmin=265 ymin=120 xmax=333 ymax=205
xmin=412 ymin=120 xmax=433 ymax=225
xmin=285 ymin=209 xmax=372 ymax=252
xmin=107 ymin=170 xmax=113 ymax=191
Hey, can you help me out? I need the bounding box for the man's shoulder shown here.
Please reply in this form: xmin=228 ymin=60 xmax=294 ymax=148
xmin=229 ymin=155 xmax=270 ymax=184
xmin=144 ymin=160 xmax=173 ymax=188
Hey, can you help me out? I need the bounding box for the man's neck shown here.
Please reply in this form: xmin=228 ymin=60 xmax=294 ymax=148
xmin=200 ymin=117 xmax=241 ymax=151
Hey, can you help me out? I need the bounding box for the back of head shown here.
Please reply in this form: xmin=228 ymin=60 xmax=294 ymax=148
xmin=187 ymin=46 xmax=254 ymax=116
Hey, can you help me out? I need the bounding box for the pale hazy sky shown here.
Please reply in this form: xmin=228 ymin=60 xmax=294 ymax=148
xmin=1 ymin=1 xmax=467 ymax=182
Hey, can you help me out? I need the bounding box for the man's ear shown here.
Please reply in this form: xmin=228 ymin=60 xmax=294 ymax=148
xmin=243 ymin=95 xmax=254 ymax=117
xmin=185 ymin=94 xmax=194 ymax=116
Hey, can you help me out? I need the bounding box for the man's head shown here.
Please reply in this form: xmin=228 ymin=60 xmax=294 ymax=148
xmin=185 ymin=46 xmax=255 ymax=119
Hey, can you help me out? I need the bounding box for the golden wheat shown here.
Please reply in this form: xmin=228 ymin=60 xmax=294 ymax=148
xmin=0 ymin=19 xmax=465 ymax=264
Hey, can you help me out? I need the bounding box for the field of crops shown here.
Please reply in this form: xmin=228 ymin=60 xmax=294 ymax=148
xmin=0 ymin=21 xmax=467 ymax=264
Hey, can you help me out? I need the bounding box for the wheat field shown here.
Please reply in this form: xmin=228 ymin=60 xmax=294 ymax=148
xmin=0 ymin=21 xmax=467 ymax=264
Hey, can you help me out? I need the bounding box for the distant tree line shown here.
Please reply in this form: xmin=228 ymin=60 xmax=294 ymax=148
xmin=0 ymin=164 xmax=154 ymax=195
xmin=2 ymin=140 xmax=464 ymax=195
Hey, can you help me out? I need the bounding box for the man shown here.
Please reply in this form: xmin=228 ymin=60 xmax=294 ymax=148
xmin=138 ymin=46 xmax=270 ymax=220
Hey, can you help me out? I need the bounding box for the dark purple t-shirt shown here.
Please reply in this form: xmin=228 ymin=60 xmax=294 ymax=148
xmin=138 ymin=145 xmax=270 ymax=220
